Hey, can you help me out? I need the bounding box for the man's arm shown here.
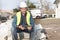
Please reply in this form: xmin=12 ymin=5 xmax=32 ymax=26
xmin=30 ymin=14 xmax=35 ymax=28
xmin=27 ymin=13 xmax=34 ymax=30
xmin=12 ymin=16 xmax=17 ymax=27
xmin=12 ymin=15 xmax=25 ymax=30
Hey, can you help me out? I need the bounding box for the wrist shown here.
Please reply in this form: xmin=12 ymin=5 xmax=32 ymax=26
xmin=17 ymin=25 xmax=19 ymax=27
xmin=28 ymin=25 xmax=32 ymax=27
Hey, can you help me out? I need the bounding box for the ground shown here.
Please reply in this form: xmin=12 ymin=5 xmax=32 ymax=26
xmin=35 ymin=18 xmax=60 ymax=40
xmin=0 ymin=18 xmax=60 ymax=40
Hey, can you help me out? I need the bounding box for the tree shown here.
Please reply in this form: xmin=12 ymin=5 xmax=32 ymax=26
xmin=41 ymin=0 xmax=56 ymax=14
xmin=28 ymin=3 xmax=36 ymax=9
xmin=54 ymin=0 xmax=60 ymax=4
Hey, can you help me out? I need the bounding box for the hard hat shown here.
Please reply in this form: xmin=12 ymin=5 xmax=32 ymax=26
xmin=19 ymin=2 xmax=27 ymax=8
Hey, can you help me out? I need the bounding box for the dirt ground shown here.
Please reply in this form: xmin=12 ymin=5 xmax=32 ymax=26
xmin=35 ymin=18 xmax=60 ymax=40
xmin=42 ymin=24 xmax=60 ymax=40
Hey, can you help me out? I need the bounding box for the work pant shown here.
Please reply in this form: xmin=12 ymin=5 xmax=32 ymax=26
xmin=11 ymin=27 xmax=35 ymax=40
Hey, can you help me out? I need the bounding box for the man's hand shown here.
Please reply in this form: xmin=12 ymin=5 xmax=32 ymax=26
xmin=18 ymin=25 xmax=25 ymax=30
xmin=27 ymin=26 xmax=32 ymax=30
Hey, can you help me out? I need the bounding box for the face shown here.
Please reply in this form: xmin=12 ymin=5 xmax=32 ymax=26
xmin=20 ymin=8 xmax=27 ymax=13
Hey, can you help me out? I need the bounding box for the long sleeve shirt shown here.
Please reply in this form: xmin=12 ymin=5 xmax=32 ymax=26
xmin=12 ymin=12 xmax=34 ymax=28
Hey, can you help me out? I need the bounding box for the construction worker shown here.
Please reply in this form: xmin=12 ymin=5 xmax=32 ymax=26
xmin=12 ymin=2 xmax=35 ymax=40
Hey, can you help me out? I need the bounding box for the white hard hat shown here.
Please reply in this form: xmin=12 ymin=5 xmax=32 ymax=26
xmin=19 ymin=2 xmax=27 ymax=8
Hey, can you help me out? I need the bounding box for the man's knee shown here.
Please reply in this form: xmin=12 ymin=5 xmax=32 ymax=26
xmin=11 ymin=27 xmax=17 ymax=34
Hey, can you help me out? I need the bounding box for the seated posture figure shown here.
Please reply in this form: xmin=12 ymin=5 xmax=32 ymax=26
xmin=12 ymin=2 xmax=34 ymax=40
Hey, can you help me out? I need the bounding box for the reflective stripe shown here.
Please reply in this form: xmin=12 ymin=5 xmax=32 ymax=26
xmin=16 ymin=11 xmax=31 ymax=26
xmin=16 ymin=12 xmax=21 ymax=25
xmin=26 ymin=11 xmax=31 ymax=26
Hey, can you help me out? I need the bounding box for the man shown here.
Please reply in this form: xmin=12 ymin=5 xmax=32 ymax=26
xmin=12 ymin=2 xmax=35 ymax=40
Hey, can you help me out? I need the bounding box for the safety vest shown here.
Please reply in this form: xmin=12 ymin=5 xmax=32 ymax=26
xmin=16 ymin=11 xmax=31 ymax=26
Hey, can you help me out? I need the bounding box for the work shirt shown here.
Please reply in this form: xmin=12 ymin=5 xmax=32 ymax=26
xmin=12 ymin=12 xmax=34 ymax=32
xmin=19 ymin=13 xmax=27 ymax=26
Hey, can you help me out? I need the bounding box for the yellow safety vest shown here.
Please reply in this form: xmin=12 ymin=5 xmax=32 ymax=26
xmin=16 ymin=11 xmax=31 ymax=26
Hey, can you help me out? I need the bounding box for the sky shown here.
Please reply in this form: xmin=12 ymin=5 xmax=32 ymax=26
xmin=21 ymin=0 xmax=55 ymax=3
xmin=0 ymin=0 xmax=55 ymax=10
xmin=0 ymin=0 xmax=20 ymax=10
